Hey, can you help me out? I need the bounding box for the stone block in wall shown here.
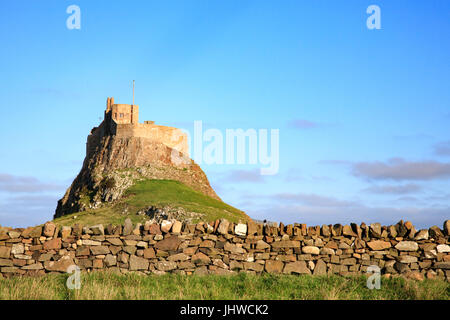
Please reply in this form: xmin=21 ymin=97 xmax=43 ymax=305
xmin=43 ymin=238 xmax=61 ymax=250
xmin=11 ymin=243 xmax=24 ymax=255
xmin=81 ymin=239 xmax=102 ymax=246
xmin=395 ymin=220 xmax=408 ymax=237
xmin=302 ymin=246 xmax=320 ymax=255
xmin=255 ymin=253 xmax=270 ymax=260
xmin=193 ymin=266 xmax=209 ymax=275
xmin=161 ymin=220 xmax=173 ymax=233
xmin=332 ymin=224 xmax=343 ymax=236
xmin=394 ymin=262 xmax=410 ymax=274
xmin=229 ymin=260 xmax=243 ymax=270
xmin=90 ymin=224 xmax=104 ymax=236
xmin=72 ymin=225 xmax=82 ymax=238
xmin=123 ymin=218 xmax=133 ymax=236
xmin=172 ymin=221 xmax=182 ymax=234
xmin=0 ymin=259 xmax=13 ymax=267
xmin=205 ymin=222 xmax=215 ymax=234
xmin=313 ymin=259 xmax=327 ymax=276
xmin=429 ymin=226 xmax=445 ymax=239
xmin=224 ymin=242 xmax=246 ymax=254
xmin=338 ymin=241 xmax=351 ymax=250
xmin=192 ymin=252 xmax=211 ymax=265
xmin=155 ymin=261 xmax=177 ymax=272
xmin=414 ymin=229 xmax=429 ymax=241
xmin=283 ymin=261 xmax=310 ymax=274
xmin=369 ymin=223 xmax=381 ymax=238
xmin=106 ymin=238 xmax=123 ymax=246
xmin=434 ymin=262 xmax=450 ymax=269
xmin=275 ymin=255 xmax=296 ymax=262
xmin=31 ymin=226 xmax=44 ymax=238
xmin=320 ymin=247 xmax=335 ymax=255
xmin=129 ymin=255 xmax=149 ymax=271
xmin=143 ymin=248 xmax=156 ymax=259
xmin=387 ymin=225 xmax=397 ymax=238
xmin=342 ymin=225 xmax=357 ymax=237
xmin=244 ymin=262 xmax=263 ymax=272
xmin=297 ymin=254 xmax=313 ymax=261
xmin=93 ymin=259 xmax=103 ymax=269
xmin=122 ymin=246 xmax=136 ymax=255
xmin=395 ymin=241 xmax=419 ymax=252
xmin=0 ymin=246 xmax=11 ymax=259
xmin=168 ymin=253 xmax=189 ymax=262
xmin=156 ymin=250 xmax=168 ymax=258
xmin=367 ymin=240 xmax=391 ymax=251
xmin=397 ymin=255 xmax=418 ymax=264
xmin=44 ymin=256 xmax=74 ymax=272
xmin=22 ymin=263 xmax=43 ymax=271
xmin=199 ymin=240 xmax=215 ymax=248
xmin=90 ymin=246 xmax=110 ymax=255
xmin=77 ymin=258 xmax=93 ymax=269
xmin=154 ymin=236 xmax=181 ymax=251
xmin=43 ymin=222 xmax=56 ymax=237
xmin=319 ymin=225 xmax=329 ymax=237
xmin=271 ymin=241 xmax=300 ymax=249
xmin=444 ymin=220 xmax=450 ymax=236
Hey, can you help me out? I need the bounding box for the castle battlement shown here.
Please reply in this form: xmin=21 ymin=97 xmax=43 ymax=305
xmin=87 ymin=97 xmax=189 ymax=157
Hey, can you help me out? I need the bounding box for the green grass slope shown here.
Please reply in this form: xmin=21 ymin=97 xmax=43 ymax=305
xmin=1 ymin=272 xmax=448 ymax=300
xmin=53 ymin=179 xmax=248 ymax=227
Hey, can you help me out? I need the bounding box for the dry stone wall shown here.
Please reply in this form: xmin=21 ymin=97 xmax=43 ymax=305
xmin=1 ymin=219 xmax=449 ymax=281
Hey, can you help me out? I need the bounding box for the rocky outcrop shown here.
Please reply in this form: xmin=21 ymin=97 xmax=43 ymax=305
xmin=54 ymin=120 xmax=220 ymax=218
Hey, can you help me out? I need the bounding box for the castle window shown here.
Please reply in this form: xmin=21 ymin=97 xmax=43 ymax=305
xmin=120 ymin=113 xmax=124 ymax=118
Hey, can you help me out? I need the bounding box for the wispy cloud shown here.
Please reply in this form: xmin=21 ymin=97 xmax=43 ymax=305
xmin=288 ymin=119 xmax=320 ymax=129
xmin=0 ymin=195 xmax=58 ymax=228
xmin=363 ymin=183 xmax=422 ymax=195
xmin=283 ymin=168 xmax=333 ymax=183
xmin=433 ymin=141 xmax=450 ymax=156
xmin=271 ymin=192 xmax=358 ymax=208
xmin=351 ymin=158 xmax=450 ymax=181
xmin=221 ymin=169 xmax=265 ymax=183
xmin=240 ymin=192 xmax=449 ymax=229
xmin=0 ymin=173 xmax=64 ymax=193
xmin=319 ymin=160 xmax=351 ymax=165
xmin=30 ymin=87 xmax=82 ymax=99
xmin=393 ymin=133 xmax=434 ymax=140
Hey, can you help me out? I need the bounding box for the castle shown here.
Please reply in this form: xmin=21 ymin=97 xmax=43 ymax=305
xmin=86 ymin=97 xmax=189 ymax=157
xmin=54 ymin=96 xmax=219 ymax=218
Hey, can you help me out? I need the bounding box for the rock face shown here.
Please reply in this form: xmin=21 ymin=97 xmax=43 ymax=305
xmin=54 ymin=99 xmax=220 ymax=218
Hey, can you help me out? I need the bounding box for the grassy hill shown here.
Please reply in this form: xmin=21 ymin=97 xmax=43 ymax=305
xmin=53 ymin=179 xmax=249 ymax=227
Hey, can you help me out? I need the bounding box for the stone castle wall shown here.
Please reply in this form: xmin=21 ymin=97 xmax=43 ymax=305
xmin=89 ymin=98 xmax=189 ymax=156
xmin=1 ymin=220 xmax=449 ymax=280
xmin=112 ymin=123 xmax=188 ymax=156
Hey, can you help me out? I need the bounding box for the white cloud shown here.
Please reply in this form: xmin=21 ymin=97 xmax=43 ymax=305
xmin=363 ymin=183 xmax=422 ymax=195
xmin=434 ymin=141 xmax=450 ymax=156
xmin=0 ymin=173 xmax=64 ymax=193
xmin=351 ymin=158 xmax=450 ymax=181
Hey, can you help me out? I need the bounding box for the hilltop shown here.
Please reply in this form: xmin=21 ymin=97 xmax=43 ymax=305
xmin=54 ymin=179 xmax=247 ymax=226
xmin=54 ymin=96 xmax=249 ymax=224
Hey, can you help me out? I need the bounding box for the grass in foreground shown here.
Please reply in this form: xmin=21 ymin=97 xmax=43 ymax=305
xmin=54 ymin=179 xmax=248 ymax=227
xmin=0 ymin=272 xmax=448 ymax=300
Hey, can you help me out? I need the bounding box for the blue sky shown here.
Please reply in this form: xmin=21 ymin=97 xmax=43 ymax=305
xmin=0 ymin=0 xmax=449 ymax=228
